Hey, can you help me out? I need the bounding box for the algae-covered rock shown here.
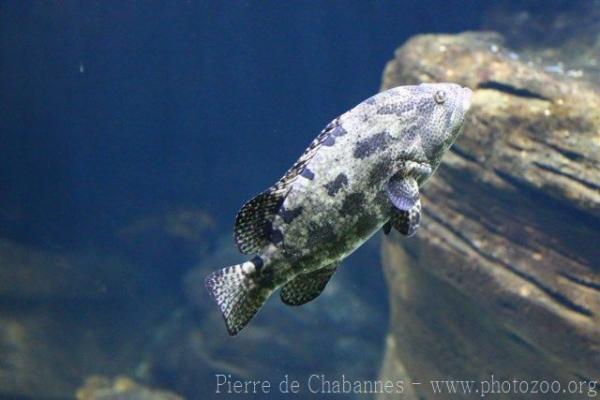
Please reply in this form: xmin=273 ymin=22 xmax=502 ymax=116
xmin=77 ymin=375 xmax=182 ymax=400
xmin=379 ymin=31 xmax=599 ymax=399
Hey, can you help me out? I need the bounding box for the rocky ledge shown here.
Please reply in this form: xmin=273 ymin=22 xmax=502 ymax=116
xmin=378 ymin=32 xmax=599 ymax=399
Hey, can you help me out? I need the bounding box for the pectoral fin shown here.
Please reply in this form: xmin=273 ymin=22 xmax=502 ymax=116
xmin=382 ymin=220 xmax=392 ymax=235
xmin=386 ymin=175 xmax=419 ymax=211
xmin=280 ymin=263 xmax=338 ymax=306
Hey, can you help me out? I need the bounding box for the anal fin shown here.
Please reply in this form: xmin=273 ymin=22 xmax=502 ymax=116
xmin=280 ymin=263 xmax=338 ymax=306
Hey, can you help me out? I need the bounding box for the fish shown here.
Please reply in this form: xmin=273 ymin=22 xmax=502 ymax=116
xmin=205 ymin=83 xmax=472 ymax=335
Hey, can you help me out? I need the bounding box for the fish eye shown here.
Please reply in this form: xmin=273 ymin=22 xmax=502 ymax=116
xmin=434 ymin=90 xmax=447 ymax=104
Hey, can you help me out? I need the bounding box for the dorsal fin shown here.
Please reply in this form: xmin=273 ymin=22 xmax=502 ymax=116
xmin=278 ymin=116 xmax=343 ymax=186
xmin=234 ymin=188 xmax=285 ymax=254
xmin=234 ymin=117 xmax=344 ymax=255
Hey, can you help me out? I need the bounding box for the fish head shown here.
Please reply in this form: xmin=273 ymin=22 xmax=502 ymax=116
xmin=380 ymin=83 xmax=472 ymax=163
xmin=410 ymin=82 xmax=472 ymax=161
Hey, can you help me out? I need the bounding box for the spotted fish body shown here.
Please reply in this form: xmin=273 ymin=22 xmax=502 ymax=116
xmin=206 ymin=83 xmax=472 ymax=335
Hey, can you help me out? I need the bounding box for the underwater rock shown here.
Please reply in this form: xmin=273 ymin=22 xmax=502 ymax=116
xmin=0 ymin=235 xmax=186 ymax=398
xmin=0 ymin=314 xmax=75 ymax=398
xmin=77 ymin=375 xmax=182 ymax=400
xmin=0 ymin=305 xmax=169 ymax=399
xmin=379 ymin=31 xmax=599 ymax=399
xmin=0 ymin=313 xmax=114 ymax=398
xmin=0 ymin=210 xmax=238 ymax=399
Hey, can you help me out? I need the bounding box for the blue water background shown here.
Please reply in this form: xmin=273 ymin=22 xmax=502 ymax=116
xmin=0 ymin=1 xmax=492 ymax=398
xmin=0 ymin=1 xmax=485 ymax=248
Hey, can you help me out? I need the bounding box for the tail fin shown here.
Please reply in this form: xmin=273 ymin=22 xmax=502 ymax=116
xmin=205 ymin=262 xmax=271 ymax=335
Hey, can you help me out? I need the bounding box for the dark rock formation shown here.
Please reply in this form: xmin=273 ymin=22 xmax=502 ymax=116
xmin=378 ymin=31 xmax=599 ymax=399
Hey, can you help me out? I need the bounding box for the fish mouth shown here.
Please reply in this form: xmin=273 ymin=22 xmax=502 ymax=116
xmin=461 ymin=86 xmax=473 ymax=111
xmin=447 ymin=86 xmax=472 ymax=137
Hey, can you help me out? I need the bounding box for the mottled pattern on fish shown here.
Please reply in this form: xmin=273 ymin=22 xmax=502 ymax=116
xmin=206 ymin=83 xmax=472 ymax=335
